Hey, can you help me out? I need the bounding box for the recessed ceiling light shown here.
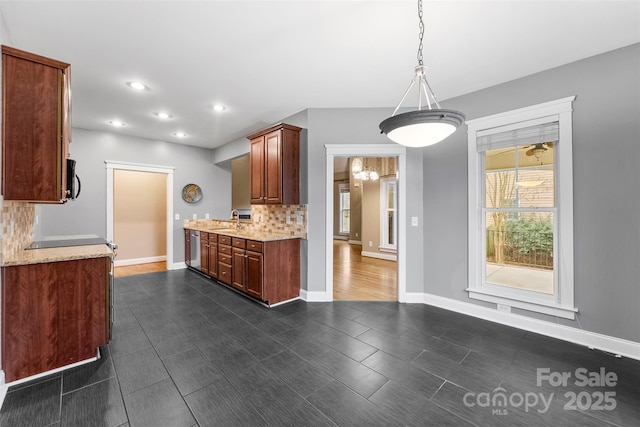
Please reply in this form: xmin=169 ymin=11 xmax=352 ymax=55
xmin=212 ymin=104 xmax=226 ymax=112
xmin=108 ymin=120 xmax=125 ymax=127
xmin=126 ymin=81 xmax=149 ymax=91
xmin=173 ymin=132 xmax=187 ymax=138
xmin=154 ymin=112 xmax=173 ymax=119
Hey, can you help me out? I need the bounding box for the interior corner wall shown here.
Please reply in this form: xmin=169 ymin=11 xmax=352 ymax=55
xmin=38 ymin=128 xmax=231 ymax=263
xmin=425 ymin=43 xmax=640 ymax=343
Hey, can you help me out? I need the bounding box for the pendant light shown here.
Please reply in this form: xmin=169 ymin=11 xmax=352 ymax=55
xmin=379 ymin=0 xmax=465 ymax=147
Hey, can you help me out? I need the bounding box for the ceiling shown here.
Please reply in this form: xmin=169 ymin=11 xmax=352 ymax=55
xmin=1 ymin=1 xmax=638 ymax=150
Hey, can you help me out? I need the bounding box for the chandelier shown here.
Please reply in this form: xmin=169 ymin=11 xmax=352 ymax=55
xmin=379 ymin=0 xmax=465 ymax=147
xmin=351 ymin=157 xmax=379 ymax=181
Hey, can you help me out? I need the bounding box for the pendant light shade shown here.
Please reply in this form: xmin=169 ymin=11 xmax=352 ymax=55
xmin=379 ymin=0 xmax=464 ymax=147
xmin=379 ymin=109 xmax=465 ymax=147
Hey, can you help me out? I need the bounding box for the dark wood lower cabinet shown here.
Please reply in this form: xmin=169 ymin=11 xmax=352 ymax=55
xmin=1 ymin=256 xmax=110 ymax=382
xmin=184 ymin=228 xmax=300 ymax=306
xmin=229 ymin=238 xmax=299 ymax=305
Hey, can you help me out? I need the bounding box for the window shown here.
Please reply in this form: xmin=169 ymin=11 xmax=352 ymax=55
xmin=380 ymin=177 xmax=397 ymax=251
xmin=339 ymin=183 xmax=350 ymax=234
xmin=467 ymin=97 xmax=576 ymax=319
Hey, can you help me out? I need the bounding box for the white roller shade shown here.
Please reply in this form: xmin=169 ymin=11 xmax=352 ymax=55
xmin=477 ymin=121 xmax=559 ymax=152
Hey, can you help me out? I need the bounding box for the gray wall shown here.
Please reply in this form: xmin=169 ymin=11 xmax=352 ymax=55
xmin=305 ymin=108 xmax=426 ymax=294
xmin=426 ymin=43 xmax=640 ymax=342
xmin=39 ymin=128 xmax=231 ymax=263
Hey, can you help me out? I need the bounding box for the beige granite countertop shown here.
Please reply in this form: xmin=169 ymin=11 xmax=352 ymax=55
xmin=184 ymin=225 xmax=302 ymax=242
xmin=1 ymin=244 xmax=114 ymax=267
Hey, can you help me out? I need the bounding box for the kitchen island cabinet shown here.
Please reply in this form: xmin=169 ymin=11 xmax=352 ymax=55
xmin=1 ymin=255 xmax=111 ymax=382
xmin=1 ymin=45 xmax=72 ymax=203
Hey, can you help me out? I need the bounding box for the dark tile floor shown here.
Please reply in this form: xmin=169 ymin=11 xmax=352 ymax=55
xmin=1 ymin=269 xmax=639 ymax=426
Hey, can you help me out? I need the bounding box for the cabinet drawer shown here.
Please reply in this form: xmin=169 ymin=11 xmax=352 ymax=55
xmin=246 ymin=240 xmax=263 ymax=252
xmin=232 ymin=238 xmax=246 ymax=249
xmin=201 ymin=232 xmax=209 ymax=241
xmin=208 ymin=233 xmax=217 ymax=243
xmin=218 ymin=262 xmax=232 ymax=285
xmin=218 ymin=244 xmax=232 ymax=255
xmin=218 ymin=253 xmax=232 ymax=264
xmin=218 ymin=235 xmax=232 ymax=245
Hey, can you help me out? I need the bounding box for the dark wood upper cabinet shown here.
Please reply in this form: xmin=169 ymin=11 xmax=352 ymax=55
xmin=248 ymin=123 xmax=301 ymax=205
xmin=2 ymin=45 xmax=71 ymax=203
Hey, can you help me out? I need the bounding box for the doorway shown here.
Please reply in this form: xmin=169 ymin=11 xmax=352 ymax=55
xmin=325 ymin=144 xmax=407 ymax=302
xmin=332 ymin=156 xmax=398 ymax=300
xmin=105 ymin=161 xmax=175 ymax=271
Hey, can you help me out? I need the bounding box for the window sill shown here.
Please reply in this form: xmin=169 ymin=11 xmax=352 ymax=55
xmin=466 ymin=288 xmax=577 ymax=320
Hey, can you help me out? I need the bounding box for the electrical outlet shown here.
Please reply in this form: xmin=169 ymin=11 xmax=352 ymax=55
xmin=286 ymin=213 xmax=291 ymax=224
xmin=411 ymin=216 xmax=418 ymax=227
xmin=296 ymin=213 xmax=303 ymax=225
xmin=205 ymin=213 xmax=209 ymax=219
xmin=175 ymin=213 xmax=180 ymax=221
xmin=355 ymin=232 xmax=359 ymax=237
xmin=369 ymin=241 xmax=373 ymax=247
xmin=497 ymin=304 xmax=511 ymax=313
xmin=192 ymin=213 xmax=197 ymax=219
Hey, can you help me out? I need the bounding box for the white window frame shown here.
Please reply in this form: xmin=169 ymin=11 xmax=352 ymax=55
xmin=379 ymin=176 xmax=397 ymax=253
xmin=338 ymin=183 xmax=350 ymax=235
xmin=467 ymin=97 xmax=577 ymax=319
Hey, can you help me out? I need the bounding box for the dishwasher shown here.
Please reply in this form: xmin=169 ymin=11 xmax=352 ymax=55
xmin=190 ymin=230 xmax=201 ymax=270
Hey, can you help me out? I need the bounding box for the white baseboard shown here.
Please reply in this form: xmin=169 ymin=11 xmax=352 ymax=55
xmin=173 ymin=262 xmax=187 ymax=270
xmin=115 ymin=255 xmax=166 ymax=267
xmin=411 ymin=292 xmax=640 ymax=361
xmin=348 ymin=240 xmax=362 ymax=245
xmin=300 ymin=289 xmax=331 ymax=302
xmin=361 ymin=251 xmax=397 ymax=261
xmin=333 ymin=235 xmax=348 ymax=241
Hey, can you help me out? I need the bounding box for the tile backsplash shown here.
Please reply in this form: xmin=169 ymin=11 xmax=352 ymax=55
xmin=185 ymin=204 xmax=307 ymax=239
xmin=1 ymin=200 xmax=35 ymax=260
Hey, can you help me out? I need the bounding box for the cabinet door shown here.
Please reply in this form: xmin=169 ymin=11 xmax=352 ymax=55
xmin=264 ymin=130 xmax=282 ymax=204
xmin=245 ymin=250 xmax=264 ymax=300
xmin=249 ymin=137 xmax=265 ymax=204
xmin=2 ymin=47 xmax=70 ymax=202
xmin=232 ymin=248 xmax=246 ymax=291
xmin=208 ymin=242 xmax=218 ymax=279
xmin=200 ymin=239 xmax=209 ymax=275
xmin=184 ymin=230 xmax=191 ymax=266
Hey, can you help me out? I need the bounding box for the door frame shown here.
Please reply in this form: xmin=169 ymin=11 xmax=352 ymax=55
xmin=105 ymin=161 xmax=175 ymax=270
xmin=325 ymin=144 xmax=407 ymax=302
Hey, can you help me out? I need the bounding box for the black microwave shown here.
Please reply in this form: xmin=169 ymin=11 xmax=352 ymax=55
xmin=66 ymin=158 xmax=81 ymax=200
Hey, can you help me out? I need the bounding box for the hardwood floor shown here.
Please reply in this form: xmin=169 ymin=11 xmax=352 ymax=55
xmin=333 ymin=240 xmax=397 ymax=301
xmin=114 ymin=261 xmax=166 ymax=277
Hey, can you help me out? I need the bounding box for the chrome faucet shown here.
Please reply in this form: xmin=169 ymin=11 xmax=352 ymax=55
xmin=230 ymin=209 xmax=241 ymax=229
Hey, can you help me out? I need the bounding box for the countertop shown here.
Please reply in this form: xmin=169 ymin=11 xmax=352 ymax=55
xmin=1 ymin=244 xmax=114 ymax=267
xmin=183 ymin=224 xmax=302 ymax=242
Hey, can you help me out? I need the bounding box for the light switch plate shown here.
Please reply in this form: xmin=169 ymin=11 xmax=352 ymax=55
xmin=205 ymin=213 xmax=209 ymax=219
xmin=175 ymin=213 xmax=180 ymax=221
xmin=192 ymin=214 xmax=197 ymax=219
xmin=411 ymin=217 xmax=418 ymax=227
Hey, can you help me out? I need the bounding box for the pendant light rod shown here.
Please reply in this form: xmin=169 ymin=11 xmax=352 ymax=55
xmin=379 ymin=0 xmax=465 ymax=148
